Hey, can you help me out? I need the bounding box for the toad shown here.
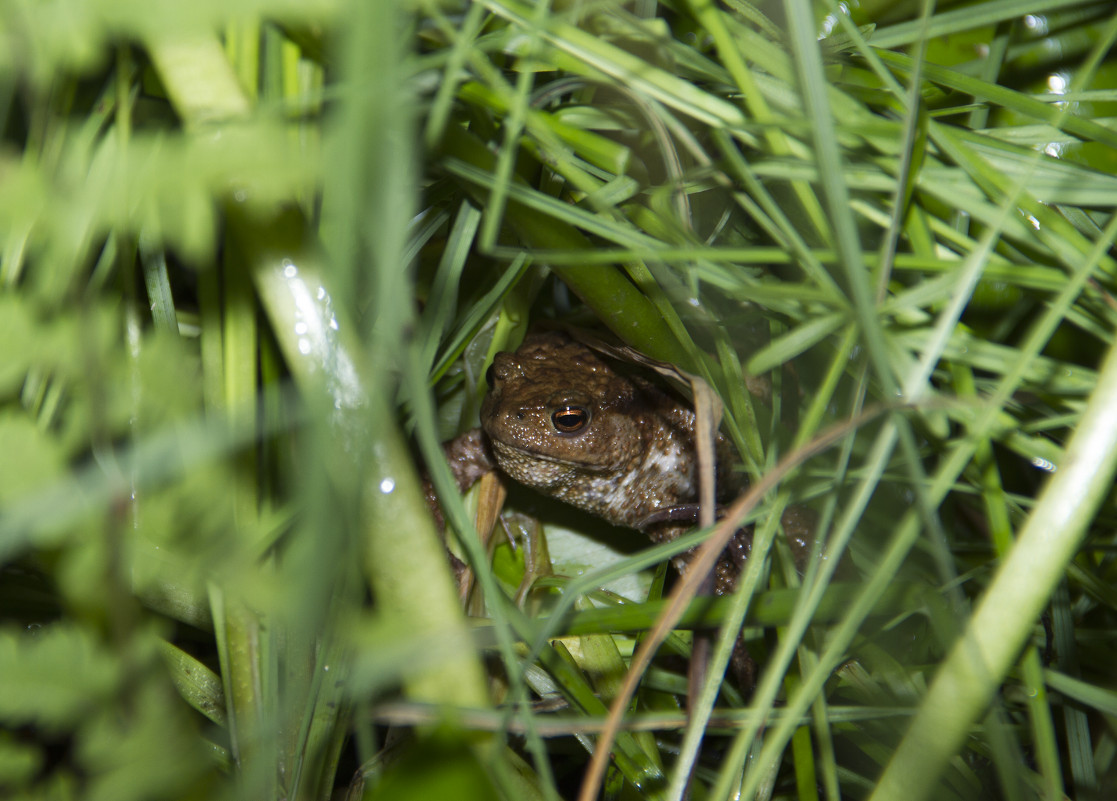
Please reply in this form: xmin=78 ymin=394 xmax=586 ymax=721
xmin=440 ymin=331 xmax=812 ymax=686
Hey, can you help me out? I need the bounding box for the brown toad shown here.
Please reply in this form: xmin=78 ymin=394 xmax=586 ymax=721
xmin=439 ymin=331 xmax=812 ymax=687
xmin=479 ymin=331 xmax=742 ymax=540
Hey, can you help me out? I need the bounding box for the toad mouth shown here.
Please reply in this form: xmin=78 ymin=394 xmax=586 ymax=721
xmin=487 ymin=437 xmax=613 ymax=472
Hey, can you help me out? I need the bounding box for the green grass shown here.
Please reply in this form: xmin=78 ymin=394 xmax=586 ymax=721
xmin=3 ymin=0 xmax=1117 ymax=799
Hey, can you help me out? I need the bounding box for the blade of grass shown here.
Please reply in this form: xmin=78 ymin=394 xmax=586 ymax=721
xmin=871 ymin=0 xmax=1098 ymax=49
xmin=138 ymin=239 xmax=179 ymax=334
xmin=477 ymin=0 xmax=547 ymax=253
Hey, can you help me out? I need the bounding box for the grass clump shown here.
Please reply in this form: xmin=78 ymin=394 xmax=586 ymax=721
xmin=3 ymin=1 xmax=1117 ymax=800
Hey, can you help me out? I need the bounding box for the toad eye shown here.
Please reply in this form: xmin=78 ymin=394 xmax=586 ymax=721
xmin=551 ymin=405 xmax=590 ymax=435
xmin=485 ymin=363 xmax=496 ymax=388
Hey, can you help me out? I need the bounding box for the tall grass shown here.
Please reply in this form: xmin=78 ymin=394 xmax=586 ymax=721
xmin=2 ymin=1 xmax=1117 ymax=799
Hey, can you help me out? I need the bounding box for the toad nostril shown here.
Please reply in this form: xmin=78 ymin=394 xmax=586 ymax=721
xmin=516 ymin=412 xmax=525 ymax=420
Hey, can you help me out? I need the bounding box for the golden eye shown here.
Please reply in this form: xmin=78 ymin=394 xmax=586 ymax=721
xmin=551 ymin=405 xmax=590 ymax=434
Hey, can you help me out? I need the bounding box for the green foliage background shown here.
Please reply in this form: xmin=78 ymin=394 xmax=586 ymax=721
xmin=3 ymin=0 xmax=1117 ymax=800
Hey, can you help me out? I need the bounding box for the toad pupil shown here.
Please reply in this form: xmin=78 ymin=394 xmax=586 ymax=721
xmin=551 ymin=406 xmax=590 ymax=433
